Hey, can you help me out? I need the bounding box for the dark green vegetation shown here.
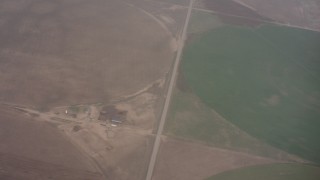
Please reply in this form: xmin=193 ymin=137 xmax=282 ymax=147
xmin=165 ymin=88 xmax=308 ymax=160
xmin=206 ymin=163 xmax=320 ymax=180
xmin=180 ymin=25 xmax=320 ymax=163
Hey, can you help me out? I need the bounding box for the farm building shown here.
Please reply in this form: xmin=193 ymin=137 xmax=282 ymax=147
xmin=98 ymin=106 xmax=127 ymax=124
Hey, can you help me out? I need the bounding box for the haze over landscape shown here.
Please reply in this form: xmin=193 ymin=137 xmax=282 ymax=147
xmin=0 ymin=0 xmax=319 ymax=180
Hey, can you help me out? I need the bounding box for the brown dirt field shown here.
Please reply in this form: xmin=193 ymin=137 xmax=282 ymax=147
xmin=193 ymin=0 xmax=275 ymax=27
xmin=0 ymin=88 xmax=162 ymax=179
xmin=0 ymin=153 xmax=103 ymax=180
xmin=115 ymin=91 xmax=161 ymax=130
xmin=0 ymin=0 xmax=180 ymax=109
xmin=152 ymin=137 xmax=280 ymax=180
xmin=0 ymin=105 xmax=103 ymax=179
xmin=36 ymin=90 xmax=161 ymax=179
xmin=233 ymin=0 xmax=320 ymax=31
xmin=123 ymin=0 xmax=188 ymax=39
xmin=196 ymin=0 xmax=271 ymax=21
xmin=61 ymin=121 xmax=154 ymax=180
xmin=61 ymin=92 xmax=162 ymax=179
xmin=151 ymin=0 xmax=190 ymax=7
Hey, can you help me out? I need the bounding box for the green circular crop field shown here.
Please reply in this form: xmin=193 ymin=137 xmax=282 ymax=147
xmin=206 ymin=163 xmax=320 ymax=180
xmin=182 ymin=25 xmax=320 ymax=163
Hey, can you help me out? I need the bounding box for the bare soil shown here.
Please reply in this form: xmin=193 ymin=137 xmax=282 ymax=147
xmin=57 ymin=92 xmax=160 ymax=180
xmin=61 ymin=123 xmax=154 ymax=180
xmin=150 ymin=0 xmax=190 ymax=7
xmin=0 ymin=0 xmax=188 ymax=179
xmin=0 ymin=152 xmax=103 ymax=180
xmin=5 ymin=86 xmax=163 ymax=180
xmin=153 ymin=137 xmax=280 ymax=180
xmin=233 ymin=0 xmax=320 ymax=31
xmin=123 ymin=0 xmax=188 ymax=38
xmin=195 ymin=0 xmax=272 ymax=27
xmin=0 ymin=105 xmax=103 ymax=179
xmin=0 ymin=0 xmax=181 ymax=109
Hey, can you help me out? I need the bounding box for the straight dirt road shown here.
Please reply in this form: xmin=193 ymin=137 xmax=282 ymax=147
xmin=145 ymin=0 xmax=194 ymax=180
